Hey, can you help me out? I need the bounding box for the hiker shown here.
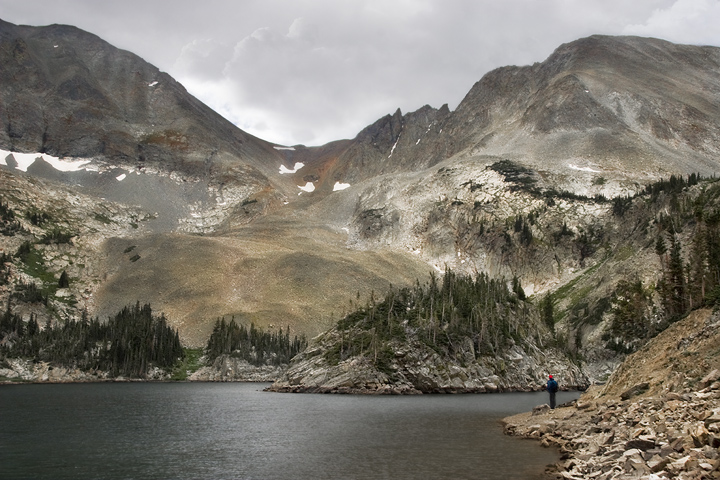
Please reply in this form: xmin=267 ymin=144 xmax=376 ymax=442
xmin=547 ymin=375 xmax=559 ymax=409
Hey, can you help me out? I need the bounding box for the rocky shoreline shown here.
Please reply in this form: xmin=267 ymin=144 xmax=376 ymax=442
xmin=0 ymin=355 xmax=283 ymax=384
xmin=503 ymin=374 xmax=720 ymax=480
xmin=502 ymin=309 xmax=720 ymax=480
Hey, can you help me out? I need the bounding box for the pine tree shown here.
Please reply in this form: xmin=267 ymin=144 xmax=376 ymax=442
xmin=58 ymin=270 xmax=70 ymax=288
xmin=665 ymin=234 xmax=686 ymax=318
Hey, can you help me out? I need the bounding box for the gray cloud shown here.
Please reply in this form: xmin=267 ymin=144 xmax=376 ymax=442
xmin=2 ymin=0 xmax=718 ymax=146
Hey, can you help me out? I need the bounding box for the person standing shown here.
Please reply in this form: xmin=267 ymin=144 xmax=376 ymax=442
xmin=547 ymin=375 xmax=559 ymax=409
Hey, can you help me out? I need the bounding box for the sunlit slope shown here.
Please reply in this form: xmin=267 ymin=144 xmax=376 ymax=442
xmin=96 ymin=217 xmax=432 ymax=346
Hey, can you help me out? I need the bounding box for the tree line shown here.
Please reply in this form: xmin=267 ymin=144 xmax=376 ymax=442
xmin=608 ymin=174 xmax=720 ymax=352
xmin=328 ymin=268 xmax=544 ymax=372
xmin=0 ymin=302 xmax=184 ymax=378
xmin=205 ymin=317 xmax=307 ymax=366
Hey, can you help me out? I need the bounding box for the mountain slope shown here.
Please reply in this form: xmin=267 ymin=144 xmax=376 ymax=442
xmin=3 ymin=24 xmax=720 ymax=373
xmin=290 ymin=35 xmax=720 ymax=200
xmin=0 ymin=19 xmax=279 ymax=176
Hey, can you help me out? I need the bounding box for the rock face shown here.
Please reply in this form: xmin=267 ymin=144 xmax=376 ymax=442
xmin=503 ymin=309 xmax=720 ymax=479
xmin=0 ymin=357 xmax=170 ymax=382
xmin=0 ymin=20 xmax=284 ymax=180
xmin=267 ymin=326 xmax=588 ymax=394
xmin=188 ymin=355 xmax=283 ymax=382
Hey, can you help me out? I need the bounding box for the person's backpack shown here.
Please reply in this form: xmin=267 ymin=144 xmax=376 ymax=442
xmin=547 ymin=379 xmax=558 ymax=393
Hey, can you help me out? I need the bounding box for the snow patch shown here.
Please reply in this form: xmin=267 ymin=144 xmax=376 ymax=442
xmin=116 ymin=173 xmax=127 ymax=181
xmin=273 ymin=146 xmax=296 ymax=151
xmin=333 ymin=182 xmax=351 ymax=191
xmin=568 ymin=163 xmax=600 ymax=173
xmin=388 ymin=135 xmax=400 ymax=158
xmin=0 ymin=149 xmax=91 ymax=172
xmin=298 ymin=182 xmax=315 ymax=193
xmin=148 ymin=81 xmax=159 ymax=87
xmin=416 ymin=139 xmax=421 ymax=145
xmin=279 ymin=162 xmax=304 ymax=174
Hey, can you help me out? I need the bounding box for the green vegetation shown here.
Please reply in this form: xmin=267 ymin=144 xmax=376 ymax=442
xmin=171 ymin=348 xmax=204 ymax=380
xmin=26 ymin=207 xmax=51 ymax=226
xmin=39 ymin=227 xmax=74 ymax=245
xmin=0 ymin=302 xmax=184 ymax=378
xmin=93 ymin=213 xmax=112 ymax=224
xmin=1 ymin=197 xmax=23 ymax=236
xmin=602 ymin=174 xmax=720 ymax=352
xmin=58 ymin=270 xmax=70 ymax=288
xmin=205 ymin=318 xmax=307 ymax=366
xmin=328 ymin=268 xmax=542 ymax=371
xmin=15 ymin=242 xmax=56 ymax=286
xmin=489 ymin=160 xmax=609 ymax=203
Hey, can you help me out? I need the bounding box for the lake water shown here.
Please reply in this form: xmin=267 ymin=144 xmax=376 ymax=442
xmin=0 ymin=383 xmax=579 ymax=479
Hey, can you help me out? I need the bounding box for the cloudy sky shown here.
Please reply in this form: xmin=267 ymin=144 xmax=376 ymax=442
xmin=2 ymin=0 xmax=719 ymax=146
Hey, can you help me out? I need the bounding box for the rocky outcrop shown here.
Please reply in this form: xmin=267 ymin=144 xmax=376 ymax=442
xmin=188 ymin=355 xmax=284 ymax=382
xmin=0 ymin=358 xmax=168 ymax=382
xmin=266 ymin=327 xmax=588 ymax=394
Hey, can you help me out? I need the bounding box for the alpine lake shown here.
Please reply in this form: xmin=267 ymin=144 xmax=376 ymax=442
xmin=0 ymin=382 xmax=580 ymax=479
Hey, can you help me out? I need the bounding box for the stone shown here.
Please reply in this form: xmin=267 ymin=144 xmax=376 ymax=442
xmin=621 ymin=382 xmax=650 ymax=400
xmin=647 ymin=454 xmax=671 ymax=473
xmin=701 ymin=369 xmax=720 ymax=388
xmin=626 ymin=438 xmax=656 ymax=451
xmin=692 ymin=424 xmax=710 ymax=448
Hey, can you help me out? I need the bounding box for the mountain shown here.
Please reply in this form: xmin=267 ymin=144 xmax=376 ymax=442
xmin=284 ymin=35 xmax=720 ymax=198
xmin=2 ymin=19 xmax=720 ymax=385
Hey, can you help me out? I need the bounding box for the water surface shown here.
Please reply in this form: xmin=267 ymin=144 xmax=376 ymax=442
xmin=0 ymin=382 xmax=579 ymax=479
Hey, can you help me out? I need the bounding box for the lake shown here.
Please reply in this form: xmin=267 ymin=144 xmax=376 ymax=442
xmin=0 ymin=382 xmax=579 ymax=479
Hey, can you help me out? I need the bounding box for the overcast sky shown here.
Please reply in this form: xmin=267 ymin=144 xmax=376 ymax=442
xmin=2 ymin=0 xmax=719 ymax=146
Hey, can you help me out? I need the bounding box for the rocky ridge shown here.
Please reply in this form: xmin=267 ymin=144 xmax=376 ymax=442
xmin=266 ymin=318 xmax=588 ymax=394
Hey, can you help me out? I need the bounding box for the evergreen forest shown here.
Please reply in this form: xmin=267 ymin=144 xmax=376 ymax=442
xmin=0 ymin=302 xmax=183 ymax=378
xmin=205 ymin=317 xmax=307 ymax=366
xmin=324 ymin=269 xmax=541 ymax=373
xmin=606 ymin=174 xmax=720 ymax=352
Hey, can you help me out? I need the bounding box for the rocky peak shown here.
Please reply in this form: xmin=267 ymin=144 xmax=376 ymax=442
xmin=0 ymin=19 xmax=292 ymax=192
